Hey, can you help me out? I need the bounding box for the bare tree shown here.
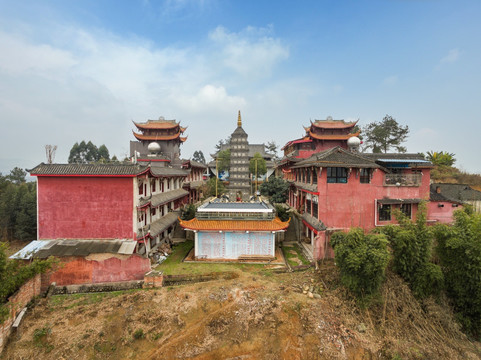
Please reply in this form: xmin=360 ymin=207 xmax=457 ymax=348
xmin=45 ymin=145 xmax=57 ymax=164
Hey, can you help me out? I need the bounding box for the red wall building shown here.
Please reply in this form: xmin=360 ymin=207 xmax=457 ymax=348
xmin=37 ymin=176 xmax=134 ymax=240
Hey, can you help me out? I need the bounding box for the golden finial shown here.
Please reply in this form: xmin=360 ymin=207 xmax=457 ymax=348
xmin=237 ymin=110 xmax=242 ymax=127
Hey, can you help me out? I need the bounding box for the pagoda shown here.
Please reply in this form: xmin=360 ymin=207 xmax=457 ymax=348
xmin=282 ymin=117 xmax=360 ymax=159
xmin=130 ymin=116 xmax=187 ymax=164
xmin=228 ymin=111 xmax=250 ymax=200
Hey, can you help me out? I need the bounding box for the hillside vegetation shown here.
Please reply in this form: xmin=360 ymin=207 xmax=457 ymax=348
xmin=2 ymin=262 xmax=481 ymax=360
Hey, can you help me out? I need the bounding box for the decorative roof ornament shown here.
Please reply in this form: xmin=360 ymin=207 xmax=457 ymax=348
xmin=237 ymin=110 xmax=242 ymax=127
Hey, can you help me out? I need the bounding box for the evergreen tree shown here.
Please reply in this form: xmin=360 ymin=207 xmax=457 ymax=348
xmin=362 ymin=115 xmax=409 ymax=153
xmin=260 ymin=176 xmax=289 ymax=203
xmin=192 ymin=150 xmax=206 ymax=164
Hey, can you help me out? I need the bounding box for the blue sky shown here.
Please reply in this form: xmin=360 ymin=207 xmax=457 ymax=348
xmin=1 ymin=0 xmax=480 ymax=174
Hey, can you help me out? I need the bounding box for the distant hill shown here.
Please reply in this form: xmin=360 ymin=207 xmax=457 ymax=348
xmin=431 ymin=165 xmax=481 ymax=190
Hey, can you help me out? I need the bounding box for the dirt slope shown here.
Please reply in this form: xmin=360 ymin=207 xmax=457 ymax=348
xmin=2 ymin=266 xmax=480 ymax=360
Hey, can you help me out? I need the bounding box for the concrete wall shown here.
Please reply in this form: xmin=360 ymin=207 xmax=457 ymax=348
xmin=427 ymin=201 xmax=462 ymax=224
xmin=41 ymin=254 xmax=151 ymax=289
xmin=37 ymin=176 xmax=134 ymax=239
xmin=0 ymin=274 xmax=41 ymax=353
xmin=315 ymin=168 xmax=430 ymax=230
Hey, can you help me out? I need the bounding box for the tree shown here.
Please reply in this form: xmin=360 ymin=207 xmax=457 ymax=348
xmin=435 ymin=208 xmax=481 ymax=338
xmin=68 ymin=141 xmax=110 ymax=163
xmin=97 ymin=144 xmax=110 ymax=161
xmin=249 ymin=152 xmax=267 ymax=179
xmin=265 ymin=141 xmax=279 ymax=160
xmin=192 ymin=150 xmax=206 ymax=164
xmin=331 ymin=228 xmax=390 ymax=303
xmin=425 ymin=150 xmax=456 ymax=167
xmin=7 ymin=167 xmax=26 ymax=184
xmin=216 ymin=149 xmax=231 ymax=172
xmin=260 ymin=176 xmax=289 ymax=203
xmin=362 ymin=115 xmax=409 ymax=153
xmin=380 ymin=203 xmax=443 ymax=298
xmin=205 ymin=177 xmax=225 ymax=198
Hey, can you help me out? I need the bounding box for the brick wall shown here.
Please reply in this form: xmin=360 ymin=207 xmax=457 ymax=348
xmin=0 ymin=274 xmax=41 ymax=353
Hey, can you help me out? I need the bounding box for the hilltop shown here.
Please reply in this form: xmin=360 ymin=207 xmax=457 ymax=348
xmin=2 ymin=261 xmax=480 ymax=360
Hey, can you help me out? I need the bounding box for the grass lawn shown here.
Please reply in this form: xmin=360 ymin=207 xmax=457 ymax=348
xmin=155 ymin=241 xmax=271 ymax=275
xmin=282 ymin=243 xmax=310 ymax=267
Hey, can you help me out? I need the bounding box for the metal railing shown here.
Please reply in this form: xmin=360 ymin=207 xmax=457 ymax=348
xmin=384 ymin=173 xmax=422 ymax=187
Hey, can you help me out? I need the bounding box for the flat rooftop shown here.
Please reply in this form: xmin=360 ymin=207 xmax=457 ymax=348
xmin=198 ymin=201 xmax=273 ymax=213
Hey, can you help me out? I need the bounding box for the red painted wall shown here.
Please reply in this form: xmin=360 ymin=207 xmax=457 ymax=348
xmin=38 ymin=177 xmax=134 ymax=239
xmin=315 ymin=168 xmax=431 ymax=230
xmin=427 ymin=201 xmax=462 ymax=224
xmin=41 ymin=255 xmax=150 ymax=286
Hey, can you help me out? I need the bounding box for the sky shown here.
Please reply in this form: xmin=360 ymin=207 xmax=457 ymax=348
xmin=0 ymin=0 xmax=480 ymax=175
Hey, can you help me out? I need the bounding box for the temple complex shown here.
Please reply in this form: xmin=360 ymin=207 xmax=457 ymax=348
xmin=281 ymin=117 xmax=360 ymax=159
xmin=179 ymin=201 xmax=289 ymax=260
xmin=130 ymin=116 xmax=187 ymax=165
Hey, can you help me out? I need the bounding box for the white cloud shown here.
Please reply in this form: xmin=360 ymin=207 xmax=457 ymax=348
xmin=0 ymin=21 xmax=297 ymax=172
xmin=209 ymin=25 xmax=289 ymax=78
xmin=440 ymin=48 xmax=460 ymax=64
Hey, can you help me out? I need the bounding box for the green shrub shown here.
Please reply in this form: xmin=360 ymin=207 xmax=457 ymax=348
xmin=133 ymin=328 xmax=145 ymax=339
xmin=435 ymin=209 xmax=481 ymax=338
xmin=380 ymin=203 xmax=443 ymax=298
xmin=331 ymin=228 xmax=390 ymax=302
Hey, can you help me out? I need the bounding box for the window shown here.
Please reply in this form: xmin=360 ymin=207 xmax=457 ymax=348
xmin=400 ymin=203 xmax=412 ymax=218
xmin=305 ymin=199 xmax=311 ymax=215
xmin=151 ymin=180 xmax=156 ymax=192
xmin=306 ymin=169 xmax=311 ymax=183
xmin=151 ymin=208 xmax=157 ymax=216
xmin=327 ymin=167 xmax=348 ymax=183
xmin=312 ymin=169 xmax=317 ymax=184
xmin=360 ymin=168 xmax=371 ymax=184
xmin=138 ymin=183 xmax=143 ymax=195
xmin=378 ymin=204 xmax=391 ymax=221
xmin=312 ymin=201 xmax=318 ymax=218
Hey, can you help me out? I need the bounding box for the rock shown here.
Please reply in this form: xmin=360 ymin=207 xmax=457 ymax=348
xmin=303 ymin=285 xmax=309 ymax=291
xmin=308 ymin=292 xmax=314 ymax=299
xmin=313 ymin=294 xmax=321 ymax=299
xmin=310 ymin=278 xmax=315 ymax=283
xmin=303 ymin=290 xmax=308 ymax=294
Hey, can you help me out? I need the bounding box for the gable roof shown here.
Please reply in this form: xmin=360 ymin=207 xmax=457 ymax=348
xmin=292 ymin=147 xmax=381 ymax=169
xmin=431 ymin=183 xmax=481 ymax=203
xmin=28 ymin=163 xmax=150 ymax=177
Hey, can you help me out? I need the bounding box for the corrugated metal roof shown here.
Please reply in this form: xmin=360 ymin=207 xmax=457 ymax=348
xmin=376 ymin=159 xmax=431 ymax=164
xmin=10 ymin=239 xmax=138 ymax=259
xmin=139 ymin=188 xmax=189 ymax=208
xmin=377 ymin=198 xmax=422 ymax=204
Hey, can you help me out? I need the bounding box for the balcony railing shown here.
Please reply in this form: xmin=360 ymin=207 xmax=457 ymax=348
xmin=384 ymin=174 xmax=422 ymax=187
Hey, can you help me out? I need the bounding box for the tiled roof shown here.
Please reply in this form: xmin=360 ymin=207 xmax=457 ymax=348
xmin=133 ymin=130 xmax=184 ymax=141
xmin=28 ymin=163 xmax=149 ymax=176
xmin=185 ymin=180 xmax=205 ymax=189
xmin=308 ymin=130 xmax=361 ymax=141
xmin=363 ymin=153 xmax=426 ymax=161
xmin=179 ymin=217 xmax=290 ymax=232
xmin=309 ymin=119 xmax=358 ymax=129
xmin=133 ymin=119 xmax=181 ymax=130
xmin=302 ymin=213 xmax=326 ymax=231
xmin=150 ymin=166 xmax=189 ymax=177
xmin=182 ymin=160 xmax=207 ymax=169
xmin=430 ymin=183 xmax=481 ymax=202
xmin=292 ymin=147 xmax=381 ymax=169
xmin=139 ymin=188 xmax=189 ymax=208
xmin=137 ymin=212 xmax=178 ymax=239
xmin=11 ymin=239 xmax=137 ymax=259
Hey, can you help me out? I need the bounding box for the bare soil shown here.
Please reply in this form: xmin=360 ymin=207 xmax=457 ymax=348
xmin=2 ymin=265 xmax=481 ymax=360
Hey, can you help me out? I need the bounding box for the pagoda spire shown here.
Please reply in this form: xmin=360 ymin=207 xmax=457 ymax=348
xmin=237 ymin=110 xmax=242 ymax=127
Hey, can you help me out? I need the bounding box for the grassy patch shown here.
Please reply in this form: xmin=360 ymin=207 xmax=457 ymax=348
xmin=282 ymin=243 xmax=310 ymax=267
xmin=49 ymin=289 xmax=137 ymax=310
xmin=155 ymin=241 xmax=270 ymax=275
